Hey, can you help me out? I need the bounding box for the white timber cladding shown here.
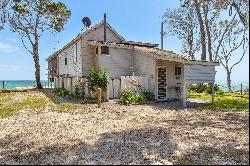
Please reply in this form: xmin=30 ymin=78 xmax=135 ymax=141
xmin=133 ymin=49 xmax=156 ymax=93
xmin=184 ymin=64 xmax=216 ymax=83
xmin=99 ymin=47 xmax=134 ymax=78
xmin=85 ymin=24 xmax=122 ymax=43
xmin=58 ymin=39 xmax=82 ymax=77
xmin=157 ymin=60 xmax=184 ymax=99
xmin=81 ymin=39 xmax=96 ymax=76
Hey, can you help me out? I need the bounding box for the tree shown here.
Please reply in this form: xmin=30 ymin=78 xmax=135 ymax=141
xmin=193 ymin=0 xmax=207 ymax=61
xmin=215 ymin=0 xmax=249 ymax=27
xmin=0 ymin=0 xmax=10 ymax=30
xmin=162 ymin=5 xmax=200 ymax=59
xmin=217 ymin=19 xmax=248 ymax=92
xmin=7 ymin=0 xmax=71 ymax=88
xmin=167 ymin=0 xmax=249 ymax=92
xmin=180 ymin=0 xmax=249 ymax=62
xmin=87 ymin=66 xmax=109 ymax=93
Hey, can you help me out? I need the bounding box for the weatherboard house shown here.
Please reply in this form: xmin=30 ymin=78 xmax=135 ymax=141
xmin=46 ymin=19 xmax=219 ymax=106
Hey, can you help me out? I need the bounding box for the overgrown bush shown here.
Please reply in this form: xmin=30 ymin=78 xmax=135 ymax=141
xmin=73 ymin=81 xmax=85 ymax=99
xmin=87 ymin=67 xmax=109 ymax=93
xmin=136 ymin=91 xmax=154 ymax=103
xmin=188 ymin=84 xmax=197 ymax=92
xmin=55 ymin=88 xmax=70 ymax=97
xmin=216 ymin=89 xmax=225 ymax=95
xmin=188 ymin=83 xmax=223 ymax=94
xmin=119 ymin=92 xmax=136 ymax=105
xmin=119 ymin=91 xmax=154 ymax=105
xmin=83 ymin=96 xmax=96 ymax=104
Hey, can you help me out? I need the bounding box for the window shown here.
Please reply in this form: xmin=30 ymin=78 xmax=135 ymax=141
xmin=175 ymin=66 xmax=182 ymax=76
xmin=65 ymin=58 xmax=67 ymax=65
xmin=101 ymin=46 xmax=109 ymax=55
xmin=73 ymin=44 xmax=77 ymax=63
xmin=96 ymin=47 xmax=99 ymax=55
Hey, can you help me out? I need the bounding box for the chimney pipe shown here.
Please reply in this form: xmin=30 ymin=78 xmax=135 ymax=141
xmin=104 ymin=13 xmax=107 ymax=42
xmin=161 ymin=21 xmax=164 ymax=50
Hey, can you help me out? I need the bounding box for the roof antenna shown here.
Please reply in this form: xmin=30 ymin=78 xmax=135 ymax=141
xmin=82 ymin=17 xmax=91 ymax=31
xmin=104 ymin=13 xmax=107 ymax=42
xmin=161 ymin=21 xmax=164 ymax=50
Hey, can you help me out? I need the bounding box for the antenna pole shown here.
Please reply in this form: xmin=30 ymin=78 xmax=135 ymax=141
xmin=161 ymin=22 xmax=164 ymax=50
xmin=104 ymin=13 xmax=107 ymax=42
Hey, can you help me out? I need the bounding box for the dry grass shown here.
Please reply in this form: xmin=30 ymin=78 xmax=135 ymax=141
xmin=0 ymin=89 xmax=249 ymax=165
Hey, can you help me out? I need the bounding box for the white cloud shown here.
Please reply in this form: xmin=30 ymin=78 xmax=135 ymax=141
xmin=0 ymin=42 xmax=17 ymax=53
xmin=7 ymin=38 xmax=17 ymax=42
xmin=0 ymin=64 xmax=20 ymax=71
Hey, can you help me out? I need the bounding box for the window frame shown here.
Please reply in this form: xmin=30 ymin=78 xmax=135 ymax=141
xmin=73 ymin=43 xmax=77 ymax=64
xmin=65 ymin=57 xmax=68 ymax=65
xmin=175 ymin=66 xmax=182 ymax=76
xmin=101 ymin=46 xmax=109 ymax=55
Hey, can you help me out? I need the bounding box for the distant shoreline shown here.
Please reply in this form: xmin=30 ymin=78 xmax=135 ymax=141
xmin=0 ymin=80 xmax=248 ymax=92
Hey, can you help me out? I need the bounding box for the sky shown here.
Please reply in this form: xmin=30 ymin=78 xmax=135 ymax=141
xmin=0 ymin=0 xmax=249 ymax=83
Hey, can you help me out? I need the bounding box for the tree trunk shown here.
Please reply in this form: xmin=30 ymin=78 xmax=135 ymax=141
xmin=194 ymin=0 xmax=207 ymax=61
xmin=203 ymin=1 xmax=213 ymax=62
xmin=226 ymin=69 xmax=232 ymax=92
xmin=33 ymin=44 xmax=43 ymax=89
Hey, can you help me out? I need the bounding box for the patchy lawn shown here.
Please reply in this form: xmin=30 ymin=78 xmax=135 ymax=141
xmin=0 ymin=89 xmax=249 ymax=165
xmin=188 ymin=92 xmax=249 ymax=111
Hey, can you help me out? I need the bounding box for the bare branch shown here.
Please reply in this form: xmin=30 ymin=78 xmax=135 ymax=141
xmin=21 ymin=37 xmax=33 ymax=55
xmin=214 ymin=13 xmax=237 ymax=61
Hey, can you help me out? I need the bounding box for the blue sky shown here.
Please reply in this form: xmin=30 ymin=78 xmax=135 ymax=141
xmin=0 ymin=0 xmax=249 ymax=83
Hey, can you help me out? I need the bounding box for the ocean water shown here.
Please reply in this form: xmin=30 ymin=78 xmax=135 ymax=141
xmin=0 ymin=80 xmax=49 ymax=89
xmin=216 ymin=82 xmax=249 ymax=92
xmin=0 ymin=80 xmax=249 ymax=92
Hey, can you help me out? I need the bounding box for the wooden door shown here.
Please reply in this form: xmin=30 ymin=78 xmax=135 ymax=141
xmin=157 ymin=67 xmax=167 ymax=100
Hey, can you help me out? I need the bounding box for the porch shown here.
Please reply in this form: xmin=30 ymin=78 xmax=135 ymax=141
xmin=155 ymin=59 xmax=218 ymax=107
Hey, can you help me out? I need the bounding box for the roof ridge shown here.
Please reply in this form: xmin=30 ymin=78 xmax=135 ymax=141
xmin=46 ymin=20 xmax=125 ymax=61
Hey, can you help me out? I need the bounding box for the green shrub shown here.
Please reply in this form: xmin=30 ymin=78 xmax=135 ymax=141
xmin=55 ymin=88 xmax=70 ymax=97
xmin=136 ymin=91 xmax=154 ymax=103
xmin=73 ymin=82 xmax=85 ymax=99
xmin=83 ymin=96 xmax=96 ymax=104
xmin=188 ymin=83 xmax=222 ymax=94
xmin=119 ymin=91 xmax=154 ymax=105
xmin=188 ymin=84 xmax=197 ymax=92
xmin=205 ymin=84 xmax=221 ymax=94
xmin=196 ymin=84 xmax=207 ymax=93
xmin=87 ymin=67 xmax=109 ymax=93
xmin=119 ymin=92 xmax=137 ymax=105
xmin=217 ymin=89 xmax=225 ymax=95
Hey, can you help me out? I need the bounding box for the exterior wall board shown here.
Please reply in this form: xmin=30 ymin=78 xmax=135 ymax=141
xmin=184 ymin=64 xmax=216 ymax=83
xmin=134 ymin=50 xmax=156 ymax=94
xmin=85 ymin=25 xmax=122 ymax=43
xmin=81 ymin=39 xmax=96 ymax=76
xmin=99 ymin=47 xmax=134 ymax=78
xmin=58 ymin=39 xmax=82 ymax=77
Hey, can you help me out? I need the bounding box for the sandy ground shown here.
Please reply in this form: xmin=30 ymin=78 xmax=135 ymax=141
xmin=0 ymin=90 xmax=249 ymax=165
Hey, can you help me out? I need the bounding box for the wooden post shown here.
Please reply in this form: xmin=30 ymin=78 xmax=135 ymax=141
xmin=106 ymin=78 xmax=110 ymax=102
xmin=97 ymin=88 xmax=102 ymax=108
xmin=212 ymin=83 xmax=215 ymax=104
xmin=182 ymin=65 xmax=187 ymax=107
xmin=182 ymin=82 xmax=187 ymax=107
xmin=51 ymin=78 xmax=53 ymax=89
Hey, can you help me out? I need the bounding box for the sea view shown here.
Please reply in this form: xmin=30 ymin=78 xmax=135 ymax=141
xmin=0 ymin=80 xmax=49 ymax=89
xmin=0 ymin=80 xmax=249 ymax=92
